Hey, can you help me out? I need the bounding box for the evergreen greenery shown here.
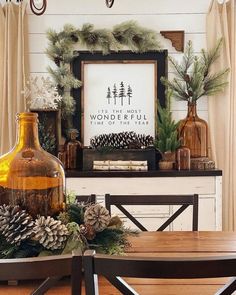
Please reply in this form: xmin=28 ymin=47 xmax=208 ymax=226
xmin=161 ymin=39 xmax=229 ymax=103
xmin=90 ymin=228 xmax=132 ymax=255
xmin=38 ymin=121 xmax=56 ymax=154
xmin=154 ymin=91 xmax=181 ymax=153
xmin=46 ymin=21 xmax=162 ymax=136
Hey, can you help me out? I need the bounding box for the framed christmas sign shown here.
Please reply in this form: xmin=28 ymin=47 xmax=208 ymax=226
xmin=72 ymin=51 xmax=167 ymax=146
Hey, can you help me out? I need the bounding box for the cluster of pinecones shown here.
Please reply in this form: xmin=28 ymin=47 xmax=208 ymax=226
xmin=0 ymin=203 xmax=112 ymax=249
xmin=0 ymin=205 xmax=69 ymax=250
xmin=90 ymin=131 xmax=154 ymax=149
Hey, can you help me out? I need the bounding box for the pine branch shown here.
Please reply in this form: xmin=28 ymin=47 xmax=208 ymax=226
xmin=61 ymin=94 xmax=76 ymax=118
xmin=47 ymin=66 xmax=82 ymax=89
xmin=182 ymin=40 xmax=194 ymax=73
xmin=168 ymin=56 xmax=185 ymax=79
xmin=201 ymin=38 xmax=223 ymax=70
xmin=46 ymin=28 xmax=59 ymax=44
xmin=113 ymin=20 xmax=162 ymax=52
xmin=79 ymin=23 xmax=120 ymax=54
xmin=161 ymin=77 xmax=188 ymax=101
xmin=203 ymin=68 xmax=229 ymax=96
xmin=161 ymin=38 xmax=229 ymax=102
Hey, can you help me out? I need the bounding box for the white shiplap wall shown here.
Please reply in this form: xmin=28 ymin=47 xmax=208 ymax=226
xmin=24 ymin=0 xmax=211 ymax=122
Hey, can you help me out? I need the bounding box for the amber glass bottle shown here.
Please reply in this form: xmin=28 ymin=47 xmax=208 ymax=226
xmin=176 ymin=145 xmax=190 ymax=170
xmin=178 ymin=102 xmax=208 ymax=158
xmin=66 ymin=129 xmax=83 ymax=170
xmin=0 ymin=113 xmax=65 ymax=217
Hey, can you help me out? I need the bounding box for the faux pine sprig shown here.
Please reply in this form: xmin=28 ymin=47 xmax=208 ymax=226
xmin=161 ymin=38 xmax=229 ymax=103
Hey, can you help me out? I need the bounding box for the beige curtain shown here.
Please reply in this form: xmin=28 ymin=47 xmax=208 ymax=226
xmin=0 ymin=2 xmax=29 ymax=155
xmin=206 ymin=0 xmax=236 ymax=230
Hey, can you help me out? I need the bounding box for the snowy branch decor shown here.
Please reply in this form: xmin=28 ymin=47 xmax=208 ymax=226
xmin=24 ymin=77 xmax=62 ymax=110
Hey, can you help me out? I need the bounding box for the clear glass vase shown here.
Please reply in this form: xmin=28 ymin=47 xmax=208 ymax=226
xmin=0 ymin=113 xmax=65 ymax=217
xmin=178 ymin=102 xmax=208 ymax=158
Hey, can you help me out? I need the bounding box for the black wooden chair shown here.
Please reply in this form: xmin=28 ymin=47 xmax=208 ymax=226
xmin=84 ymin=250 xmax=236 ymax=295
xmin=0 ymin=251 xmax=82 ymax=295
xmin=76 ymin=194 xmax=96 ymax=204
xmin=105 ymin=194 xmax=199 ymax=231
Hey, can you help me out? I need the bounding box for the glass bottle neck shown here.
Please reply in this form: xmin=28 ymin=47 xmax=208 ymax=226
xmin=187 ymin=102 xmax=198 ymax=118
xmin=15 ymin=113 xmax=41 ymax=149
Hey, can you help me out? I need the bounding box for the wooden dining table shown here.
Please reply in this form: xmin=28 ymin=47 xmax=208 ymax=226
xmin=1 ymin=231 xmax=236 ymax=295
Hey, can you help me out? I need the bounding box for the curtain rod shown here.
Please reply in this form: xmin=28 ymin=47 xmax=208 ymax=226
xmin=106 ymin=0 xmax=115 ymax=8
xmin=5 ymin=0 xmax=47 ymax=15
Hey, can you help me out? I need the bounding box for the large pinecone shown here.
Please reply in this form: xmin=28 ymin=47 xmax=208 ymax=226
xmin=33 ymin=216 xmax=69 ymax=250
xmin=84 ymin=204 xmax=110 ymax=232
xmin=0 ymin=205 xmax=34 ymax=245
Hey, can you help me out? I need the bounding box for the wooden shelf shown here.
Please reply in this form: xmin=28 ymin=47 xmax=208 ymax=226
xmin=66 ymin=169 xmax=222 ymax=178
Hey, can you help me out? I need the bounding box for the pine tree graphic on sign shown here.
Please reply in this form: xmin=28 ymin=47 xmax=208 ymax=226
xmin=112 ymin=83 xmax=118 ymax=105
xmin=106 ymin=87 xmax=112 ymax=104
xmin=119 ymin=81 xmax=126 ymax=106
xmin=127 ymin=85 xmax=133 ymax=105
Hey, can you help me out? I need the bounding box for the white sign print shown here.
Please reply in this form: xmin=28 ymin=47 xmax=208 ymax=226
xmin=82 ymin=62 xmax=156 ymax=146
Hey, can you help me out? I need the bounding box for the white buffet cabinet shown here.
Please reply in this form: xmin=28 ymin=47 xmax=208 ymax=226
xmin=66 ymin=170 xmax=222 ymax=231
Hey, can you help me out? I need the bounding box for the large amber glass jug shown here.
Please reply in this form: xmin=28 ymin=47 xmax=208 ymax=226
xmin=0 ymin=113 xmax=65 ymax=217
xmin=178 ymin=103 xmax=208 ymax=158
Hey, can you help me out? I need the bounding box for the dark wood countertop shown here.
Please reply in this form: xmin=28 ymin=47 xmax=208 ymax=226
xmin=66 ymin=169 xmax=222 ymax=178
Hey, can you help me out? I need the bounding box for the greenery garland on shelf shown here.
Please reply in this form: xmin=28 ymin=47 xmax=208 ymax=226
xmin=0 ymin=193 xmax=136 ymax=259
xmin=46 ymin=21 xmax=163 ymax=136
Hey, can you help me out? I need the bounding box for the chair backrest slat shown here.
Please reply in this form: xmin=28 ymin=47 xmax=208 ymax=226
xmin=0 ymin=255 xmax=72 ymax=280
xmin=76 ymin=194 xmax=96 ymax=204
xmin=105 ymin=194 xmax=199 ymax=231
xmin=0 ymin=252 xmax=82 ymax=295
xmin=84 ymin=250 xmax=236 ymax=295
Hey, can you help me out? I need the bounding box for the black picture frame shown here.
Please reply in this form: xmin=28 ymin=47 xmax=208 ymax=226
xmin=31 ymin=109 xmax=60 ymax=155
xmin=72 ymin=50 xmax=168 ymax=143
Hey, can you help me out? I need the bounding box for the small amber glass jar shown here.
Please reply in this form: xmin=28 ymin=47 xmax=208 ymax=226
xmin=176 ymin=145 xmax=190 ymax=170
xmin=0 ymin=113 xmax=65 ymax=217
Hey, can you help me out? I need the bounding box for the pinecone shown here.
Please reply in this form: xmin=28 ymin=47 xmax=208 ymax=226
xmin=0 ymin=205 xmax=34 ymax=245
xmin=33 ymin=216 xmax=69 ymax=250
xmin=70 ymin=33 xmax=78 ymax=42
xmin=79 ymin=224 xmax=96 ymax=240
xmin=84 ymin=204 xmax=110 ymax=232
xmin=54 ymin=56 xmax=61 ymax=66
xmin=86 ymin=33 xmax=98 ymax=45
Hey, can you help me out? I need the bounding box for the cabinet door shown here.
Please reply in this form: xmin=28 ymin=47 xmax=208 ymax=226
xmin=110 ymin=204 xmax=172 ymax=231
xmin=113 ymin=198 xmax=216 ymax=231
xmin=66 ymin=177 xmax=220 ymax=231
xmin=173 ymin=197 xmax=215 ymax=231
